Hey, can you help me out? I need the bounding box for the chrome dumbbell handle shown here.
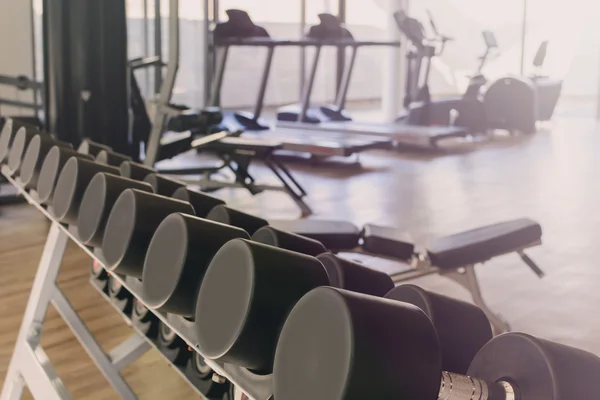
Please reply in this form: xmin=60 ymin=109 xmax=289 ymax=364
xmin=438 ymin=371 xmax=516 ymax=400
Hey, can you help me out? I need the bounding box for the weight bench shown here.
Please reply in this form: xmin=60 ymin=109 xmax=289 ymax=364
xmin=270 ymin=217 xmax=543 ymax=333
xmin=159 ymin=136 xmax=312 ymax=216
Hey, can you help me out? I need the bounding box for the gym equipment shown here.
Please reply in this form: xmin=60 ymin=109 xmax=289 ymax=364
xmin=271 ymin=217 xmax=543 ymax=333
xmin=20 ymin=134 xmax=73 ymax=189
xmin=183 ymin=353 xmax=231 ymax=399
xmin=396 ymin=11 xmax=538 ymax=135
xmin=316 ymin=253 xmax=394 ymax=297
xmin=142 ymin=213 xmax=249 ymax=317
xmin=194 ymin=238 xmax=329 ymax=372
xmin=267 ymin=13 xmax=468 ymax=149
xmin=172 ymin=187 xmax=225 ymax=218
xmin=90 ymin=259 xmax=109 ymax=293
xmin=157 ymin=321 xmax=191 ymax=366
xmin=76 ymin=173 xmax=154 ymax=247
xmin=51 ymin=158 xmax=120 ymax=224
xmin=101 ymin=189 xmax=194 ymax=277
xmin=6 ymin=128 xmax=47 ymax=176
xmin=108 ymin=275 xmax=134 ymax=315
xmin=131 ymin=298 xmax=159 ymax=338
xmin=0 ymin=122 xmax=39 ymax=164
xmin=478 ymin=31 xmax=562 ymax=122
xmin=0 ymin=126 xmax=258 ymax=400
xmin=252 ymin=226 xmax=327 ymax=257
xmin=119 ymin=161 xmax=156 ymax=181
xmin=143 ymin=173 xmax=186 ymax=196
xmin=206 ymin=205 xmax=269 ymax=236
xmin=211 ymin=10 xmax=394 ymax=156
xmin=95 ymin=149 xmax=132 ymax=167
xmin=36 ymin=147 xmax=94 ymax=204
xmin=385 ymin=284 xmax=492 ymax=374
xmin=77 ymin=139 xmax=112 ymax=157
xmin=273 ymin=286 xmax=600 ymax=399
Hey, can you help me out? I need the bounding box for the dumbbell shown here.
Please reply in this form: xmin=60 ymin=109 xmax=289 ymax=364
xmin=108 ymin=275 xmax=134 ymax=315
xmin=143 ymin=173 xmax=186 ymax=196
xmin=273 ymin=286 xmax=600 ymax=400
xmin=76 ymin=172 xmax=153 ymax=247
xmin=251 ymin=227 xmax=394 ymax=297
xmin=131 ymin=299 xmax=159 ymax=338
xmin=52 ymin=158 xmax=120 ymax=224
xmin=7 ymin=129 xmax=63 ymax=176
xmin=89 ymin=259 xmax=109 ymax=293
xmin=101 ymin=189 xmax=194 ymax=277
xmin=156 ymin=321 xmax=190 ymax=366
xmin=142 ymin=213 xmax=249 ymax=317
xmin=120 ymin=161 xmax=156 ymax=181
xmin=95 ymin=149 xmax=132 ymax=167
xmin=172 ymin=187 xmax=225 ymax=218
xmin=36 ymin=147 xmax=93 ymax=204
xmin=20 ymin=134 xmax=73 ymax=189
xmin=77 ymin=139 xmax=112 ymax=157
xmin=194 ymin=238 xmax=329 ymax=373
xmin=252 ymin=226 xmax=326 ymax=257
xmin=0 ymin=121 xmax=38 ymax=164
xmin=183 ymin=352 xmax=231 ymax=399
xmin=206 ymin=205 xmax=269 ymax=236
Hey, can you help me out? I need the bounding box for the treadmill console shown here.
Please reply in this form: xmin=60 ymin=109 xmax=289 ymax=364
xmin=393 ymin=10 xmax=426 ymax=49
xmin=213 ymin=9 xmax=270 ymax=40
xmin=306 ymin=13 xmax=354 ymax=40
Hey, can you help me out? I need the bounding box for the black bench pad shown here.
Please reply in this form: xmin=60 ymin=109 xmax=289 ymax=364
xmin=203 ymin=137 xmax=282 ymax=156
xmin=269 ymin=219 xmax=360 ymax=251
xmin=361 ymin=224 xmax=415 ymax=260
xmin=427 ymin=218 xmax=542 ymax=269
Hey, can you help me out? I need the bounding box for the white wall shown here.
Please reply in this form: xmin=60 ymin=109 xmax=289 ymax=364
xmin=0 ymin=0 xmax=35 ymax=116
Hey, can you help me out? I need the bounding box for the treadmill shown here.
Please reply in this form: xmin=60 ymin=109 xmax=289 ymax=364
xmin=275 ymin=13 xmax=469 ymax=149
xmin=210 ymin=9 xmax=393 ymax=158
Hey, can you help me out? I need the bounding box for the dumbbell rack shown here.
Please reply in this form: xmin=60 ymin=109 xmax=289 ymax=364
xmin=0 ymin=166 xmax=270 ymax=400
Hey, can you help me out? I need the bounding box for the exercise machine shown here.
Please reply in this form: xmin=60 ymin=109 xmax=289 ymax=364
xmin=129 ymin=1 xmax=316 ymax=215
xmin=210 ymin=9 xmax=393 ymax=158
xmin=478 ymin=31 xmax=563 ymax=122
xmin=396 ymin=10 xmax=539 ymax=135
xmin=271 ymin=12 xmax=469 ymax=149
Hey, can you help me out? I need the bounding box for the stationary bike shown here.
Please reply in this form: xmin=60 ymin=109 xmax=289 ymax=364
xmin=395 ymin=11 xmax=538 ymax=135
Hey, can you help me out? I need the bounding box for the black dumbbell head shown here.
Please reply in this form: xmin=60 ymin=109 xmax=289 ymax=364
xmin=195 ymin=239 xmax=328 ymax=372
xmin=142 ymin=213 xmax=250 ymax=317
xmin=468 ymin=332 xmax=600 ymax=400
xmin=317 ymin=253 xmax=394 ymax=297
xmin=172 ymin=187 xmax=225 ymax=218
xmin=252 ymin=226 xmax=327 ymax=257
xmin=77 ymin=139 xmax=112 ymax=156
xmin=143 ymin=173 xmax=186 ymax=196
xmin=20 ymin=135 xmax=73 ymax=189
xmin=273 ymin=287 xmax=442 ymax=400
xmin=36 ymin=146 xmax=93 ymax=204
xmin=52 ymin=157 xmax=120 ymax=224
xmin=77 ymin=173 xmax=154 ymax=247
xmin=0 ymin=121 xmax=36 ymax=164
xmin=95 ymin=149 xmax=132 ymax=167
xmin=6 ymin=127 xmax=40 ymax=175
xmin=102 ymin=189 xmax=195 ymax=277
xmin=120 ymin=161 xmax=156 ymax=181
xmin=386 ymin=284 xmax=492 ymax=374
xmin=206 ymin=205 xmax=268 ymax=235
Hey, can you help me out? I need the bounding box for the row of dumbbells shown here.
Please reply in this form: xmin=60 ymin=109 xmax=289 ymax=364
xmin=2 ymin=120 xmax=599 ymax=399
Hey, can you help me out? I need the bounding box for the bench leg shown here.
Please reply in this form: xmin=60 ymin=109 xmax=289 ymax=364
xmin=444 ymin=265 xmax=510 ymax=335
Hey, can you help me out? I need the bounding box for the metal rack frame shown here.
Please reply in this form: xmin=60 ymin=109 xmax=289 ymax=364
xmin=0 ymin=167 xmax=270 ymax=400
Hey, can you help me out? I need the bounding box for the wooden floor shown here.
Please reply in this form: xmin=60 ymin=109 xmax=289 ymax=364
xmin=2 ymin=116 xmax=600 ymax=398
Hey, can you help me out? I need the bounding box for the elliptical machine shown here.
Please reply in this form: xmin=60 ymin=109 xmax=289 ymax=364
xmin=395 ymin=11 xmax=538 ymax=135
